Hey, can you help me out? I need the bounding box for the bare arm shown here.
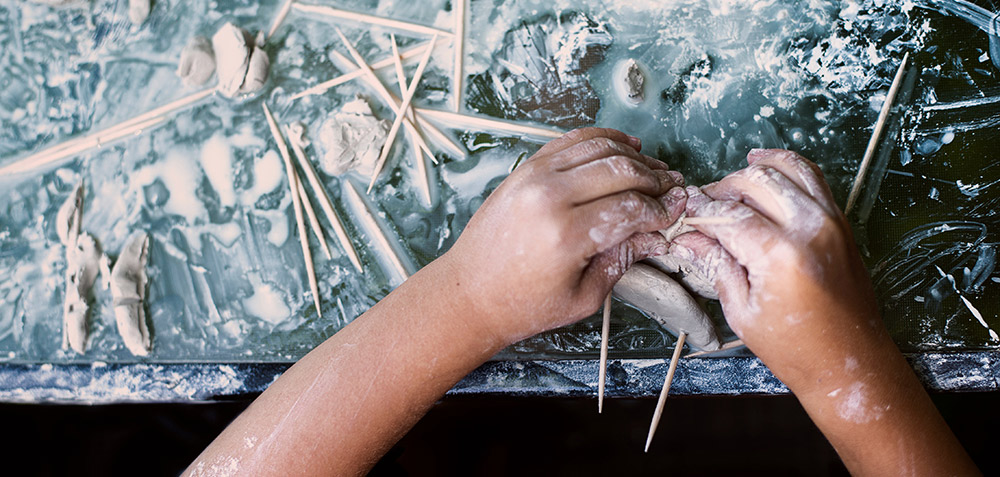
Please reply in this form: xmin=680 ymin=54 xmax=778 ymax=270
xmin=680 ymin=149 xmax=978 ymax=475
xmin=185 ymin=128 xmax=687 ymax=476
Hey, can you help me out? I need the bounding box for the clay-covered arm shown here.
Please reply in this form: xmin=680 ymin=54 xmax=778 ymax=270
xmin=186 ymin=128 xmax=688 ymax=476
xmin=683 ymin=149 xmax=978 ymax=475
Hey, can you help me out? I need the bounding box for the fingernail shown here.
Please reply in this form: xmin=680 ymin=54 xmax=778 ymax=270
xmin=669 ymin=186 xmax=686 ymax=200
xmin=667 ymin=170 xmax=685 ymax=186
xmin=626 ymin=135 xmax=642 ymax=151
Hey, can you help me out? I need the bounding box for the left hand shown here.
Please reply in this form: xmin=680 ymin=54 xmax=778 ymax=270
xmin=440 ymin=128 xmax=688 ymax=345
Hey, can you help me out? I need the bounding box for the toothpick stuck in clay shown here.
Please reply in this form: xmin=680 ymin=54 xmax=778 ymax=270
xmin=645 ymin=331 xmax=687 ymax=453
xmin=390 ymin=35 xmax=435 ymax=205
xmin=415 ymin=108 xmax=564 ymax=141
xmin=343 ymin=179 xmax=411 ymax=284
xmin=368 ymin=34 xmax=438 ymax=193
xmin=0 ymin=89 xmax=212 ymax=177
xmin=291 ymin=40 xmax=442 ymax=100
xmin=262 ymin=103 xmax=323 ymax=318
xmin=286 ymin=124 xmax=365 ymax=273
xmin=598 ymin=293 xmax=612 ymax=413
xmin=267 ymin=0 xmax=295 ymax=40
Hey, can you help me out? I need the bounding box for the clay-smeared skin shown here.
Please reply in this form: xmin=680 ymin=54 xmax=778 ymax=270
xmin=110 ymin=233 xmax=151 ymax=356
xmin=682 ymin=149 xmax=978 ymax=474
xmin=613 ymin=263 xmax=720 ymax=350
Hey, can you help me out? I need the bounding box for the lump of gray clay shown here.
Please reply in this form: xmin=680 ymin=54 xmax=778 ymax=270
xmin=177 ymin=36 xmax=216 ymax=87
xmin=128 ymin=0 xmax=151 ymax=25
xmin=211 ymin=22 xmax=269 ymax=97
xmin=613 ymin=263 xmax=721 ymax=351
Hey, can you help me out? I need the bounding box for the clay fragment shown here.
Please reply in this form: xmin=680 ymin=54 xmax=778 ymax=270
xmin=110 ymin=233 xmax=152 ymax=356
xmin=177 ymin=36 xmax=216 ymax=87
xmin=128 ymin=0 xmax=151 ymax=25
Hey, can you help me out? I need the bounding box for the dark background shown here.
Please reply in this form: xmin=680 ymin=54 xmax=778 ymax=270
xmin=0 ymin=391 xmax=996 ymax=476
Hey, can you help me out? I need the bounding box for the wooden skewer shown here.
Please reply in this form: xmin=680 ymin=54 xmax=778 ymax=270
xmin=368 ymin=34 xmax=438 ymax=192
xmin=845 ymin=52 xmax=909 ymax=215
xmin=293 ymin=2 xmax=454 ymax=38
xmin=266 ymin=0 xmax=295 ymax=40
xmin=645 ymin=331 xmax=686 ymax=453
xmin=331 ymin=32 xmax=439 ymax=162
xmin=343 ymin=179 xmax=412 ymax=284
xmin=415 ymin=107 xmax=564 ymax=141
xmin=598 ymin=293 xmax=612 ymax=414
xmin=291 ymin=40 xmax=444 ymax=100
xmin=1 ymin=88 xmax=213 ymax=176
xmin=391 ymin=36 xmax=435 ymax=205
xmin=262 ymin=103 xmax=323 ymax=319
xmin=285 ymin=126 xmax=364 ymax=273
xmin=452 ymin=0 xmax=466 ymax=113
xmin=296 ymin=175 xmax=333 ymax=260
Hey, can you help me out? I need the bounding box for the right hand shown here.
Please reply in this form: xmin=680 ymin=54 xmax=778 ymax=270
xmin=678 ymin=149 xmax=883 ymax=389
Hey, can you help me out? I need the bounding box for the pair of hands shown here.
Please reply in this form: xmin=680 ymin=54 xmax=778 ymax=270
xmin=443 ymin=128 xmax=879 ymax=385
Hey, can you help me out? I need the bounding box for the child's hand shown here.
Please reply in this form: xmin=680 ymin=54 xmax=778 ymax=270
xmin=682 ymin=149 xmax=881 ymax=389
xmin=441 ymin=128 xmax=687 ymax=345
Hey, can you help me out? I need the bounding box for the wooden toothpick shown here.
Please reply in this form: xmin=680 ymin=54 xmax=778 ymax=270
xmin=845 ymin=52 xmax=909 ymax=215
xmin=293 ymin=2 xmax=454 ymax=38
xmin=598 ymin=293 xmax=612 ymax=414
xmin=645 ymin=331 xmax=686 ymax=452
xmin=390 ymin=35 xmax=435 ymax=205
xmin=262 ymin=103 xmax=322 ymax=319
xmin=415 ymin=107 xmax=564 ymax=141
xmin=680 ymin=216 xmax=738 ymax=226
xmin=453 ymin=0 xmax=466 ymax=113
xmin=296 ymin=176 xmax=333 ymax=260
xmin=368 ymin=33 xmax=438 ymax=193
xmin=266 ymin=0 xmax=295 ymax=40
xmin=1 ymin=88 xmax=213 ymax=176
xmin=285 ymin=126 xmax=365 ymax=273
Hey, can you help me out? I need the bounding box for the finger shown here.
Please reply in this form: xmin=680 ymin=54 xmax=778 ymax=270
xmin=669 ymin=232 xmax=752 ymax=337
xmin=701 ymin=164 xmax=825 ymax=229
xmin=575 ymin=232 xmax=668 ymax=309
xmin=547 ymin=136 xmax=668 ymax=172
xmin=684 ymin=186 xmax=787 ymax=269
xmin=745 ymin=149 xmax=838 ymax=214
xmin=535 ymin=127 xmax=641 ymax=158
xmin=562 ymin=155 xmax=683 ymax=205
xmin=573 ymin=188 xmax=687 ymax=255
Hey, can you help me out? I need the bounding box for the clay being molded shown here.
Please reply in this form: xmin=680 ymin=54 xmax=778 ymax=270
xmin=613 ymin=263 xmax=720 ymax=351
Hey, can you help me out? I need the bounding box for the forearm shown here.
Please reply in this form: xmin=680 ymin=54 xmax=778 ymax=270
xmin=772 ymin=322 xmax=977 ymax=475
xmin=186 ymin=254 xmax=503 ymax=476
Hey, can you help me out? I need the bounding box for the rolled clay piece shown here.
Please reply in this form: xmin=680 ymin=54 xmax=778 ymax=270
xmin=613 ymin=263 xmax=721 ymax=351
xmin=212 ymin=23 xmax=253 ymax=97
xmin=177 ymin=36 xmax=216 ymax=87
xmin=239 ymin=44 xmax=270 ymax=94
xmin=110 ymin=233 xmax=152 ymax=356
xmin=63 ymin=233 xmax=102 ymax=354
xmin=128 ymin=0 xmax=151 ymax=25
